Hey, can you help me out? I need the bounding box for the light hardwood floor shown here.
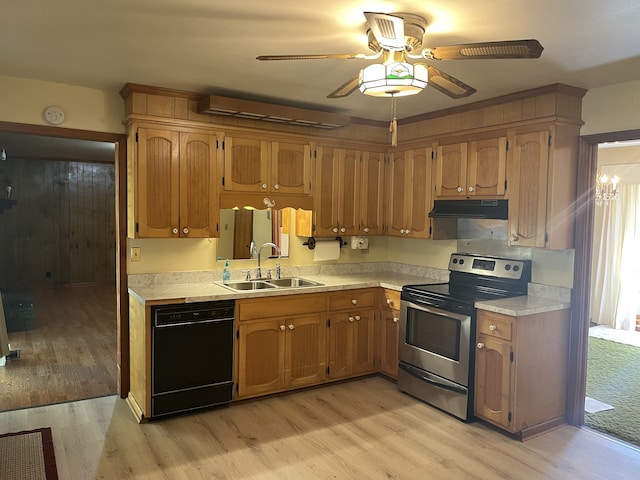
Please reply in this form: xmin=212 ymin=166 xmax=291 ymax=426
xmin=0 ymin=285 xmax=117 ymax=411
xmin=1 ymin=376 xmax=639 ymax=479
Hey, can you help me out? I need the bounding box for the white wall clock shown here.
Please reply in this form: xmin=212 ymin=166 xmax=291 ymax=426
xmin=43 ymin=106 xmax=65 ymax=125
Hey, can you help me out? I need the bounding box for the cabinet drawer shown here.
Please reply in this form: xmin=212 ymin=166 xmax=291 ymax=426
xmin=238 ymin=293 xmax=327 ymax=321
xmin=381 ymin=289 xmax=401 ymax=310
xmin=478 ymin=310 xmax=513 ymax=341
xmin=329 ymin=289 xmax=375 ymax=311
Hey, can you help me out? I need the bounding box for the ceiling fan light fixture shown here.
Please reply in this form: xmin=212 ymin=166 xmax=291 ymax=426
xmin=359 ymin=62 xmax=428 ymax=97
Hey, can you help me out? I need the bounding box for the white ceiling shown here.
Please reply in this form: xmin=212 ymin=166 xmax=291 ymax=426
xmin=1 ymin=1 xmax=640 ymax=161
xmin=1 ymin=0 xmax=640 ymax=123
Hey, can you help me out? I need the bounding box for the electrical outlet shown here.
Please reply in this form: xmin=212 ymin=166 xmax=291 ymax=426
xmin=130 ymin=247 xmax=141 ymax=262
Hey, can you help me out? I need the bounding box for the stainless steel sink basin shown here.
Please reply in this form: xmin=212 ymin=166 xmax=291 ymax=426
xmin=266 ymin=277 xmax=323 ymax=288
xmin=219 ymin=280 xmax=277 ymax=291
xmin=217 ymin=277 xmax=323 ymax=292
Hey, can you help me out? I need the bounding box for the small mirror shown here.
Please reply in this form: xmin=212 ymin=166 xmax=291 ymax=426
xmin=217 ymin=208 xmax=291 ymax=261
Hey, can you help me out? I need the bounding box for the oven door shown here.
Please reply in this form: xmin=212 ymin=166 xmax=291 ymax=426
xmin=398 ymin=299 xmax=472 ymax=387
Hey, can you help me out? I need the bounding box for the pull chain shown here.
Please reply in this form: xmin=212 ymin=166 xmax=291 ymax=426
xmin=390 ymin=96 xmax=398 ymax=147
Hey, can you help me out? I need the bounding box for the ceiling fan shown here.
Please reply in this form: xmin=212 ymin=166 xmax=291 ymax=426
xmin=256 ymin=12 xmax=544 ymax=100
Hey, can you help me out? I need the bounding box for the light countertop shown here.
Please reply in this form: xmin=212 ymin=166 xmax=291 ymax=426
xmin=475 ymin=295 xmax=571 ymax=316
xmin=128 ymin=272 xmax=438 ymax=305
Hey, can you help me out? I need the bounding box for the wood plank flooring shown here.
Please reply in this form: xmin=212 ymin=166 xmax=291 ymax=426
xmin=0 ymin=285 xmax=117 ymax=411
xmin=1 ymin=377 xmax=639 ymax=479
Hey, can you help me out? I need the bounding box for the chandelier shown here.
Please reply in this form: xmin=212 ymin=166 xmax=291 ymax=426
xmin=595 ymin=170 xmax=619 ymax=206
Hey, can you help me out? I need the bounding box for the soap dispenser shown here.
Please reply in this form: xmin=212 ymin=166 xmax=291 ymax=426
xmin=223 ymin=259 xmax=231 ymax=284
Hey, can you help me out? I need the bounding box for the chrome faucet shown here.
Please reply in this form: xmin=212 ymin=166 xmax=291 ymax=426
xmin=257 ymin=242 xmax=281 ymax=279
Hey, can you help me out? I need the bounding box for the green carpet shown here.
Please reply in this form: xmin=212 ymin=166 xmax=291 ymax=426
xmin=585 ymin=336 xmax=640 ymax=447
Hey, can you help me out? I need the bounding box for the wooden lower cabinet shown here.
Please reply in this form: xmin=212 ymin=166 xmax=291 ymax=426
xmin=237 ymin=315 xmax=326 ymax=398
xmin=378 ymin=308 xmax=400 ymax=378
xmin=474 ymin=308 xmax=570 ymax=439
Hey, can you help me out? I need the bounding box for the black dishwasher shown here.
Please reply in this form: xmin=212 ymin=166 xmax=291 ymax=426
xmin=151 ymin=300 xmax=235 ymax=418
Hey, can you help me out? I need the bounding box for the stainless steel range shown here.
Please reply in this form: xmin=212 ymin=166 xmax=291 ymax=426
xmin=397 ymin=253 xmax=531 ymax=421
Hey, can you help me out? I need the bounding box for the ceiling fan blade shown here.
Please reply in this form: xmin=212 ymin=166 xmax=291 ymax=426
xmin=327 ymin=75 xmax=361 ymax=99
xmin=421 ymin=64 xmax=477 ymax=99
xmin=364 ymin=12 xmax=405 ymax=51
xmin=257 ymin=53 xmax=366 ymax=61
xmin=423 ymin=39 xmax=544 ymax=60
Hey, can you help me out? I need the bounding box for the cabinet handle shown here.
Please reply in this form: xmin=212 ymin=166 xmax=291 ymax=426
xmin=393 ymin=317 xmax=399 ymax=323
xmin=280 ymin=325 xmax=286 ymax=331
xmin=489 ymin=324 xmax=497 ymax=331
xmin=288 ymin=324 xmax=294 ymax=330
xmin=363 ymin=227 xmax=369 ymax=233
xmin=172 ymin=227 xmax=179 ymax=235
xmin=261 ymin=183 xmax=267 ymax=189
xmin=509 ymin=234 xmax=520 ymax=244
xmin=355 ymin=315 xmax=361 ymax=321
xmin=340 ymin=227 xmax=346 ymax=233
xmin=400 ymin=229 xmax=405 ymax=234
xmin=477 ymin=342 xmax=485 ymax=349
xmin=333 ymin=227 xmax=339 ymax=233
xmin=349 ymin=316 xmax=354 ymax=322
xmin=386 ymin=298 xmax=393 ymax=306
xmin=405 ymin=229 xmax=411 ymax=235
xmin=182 ymin=227 xmax=189 ymax=234
xmin=457 ymin=186 xmax=463 ymax=193
xmin=274 ymin=184 xmax=280 ymax=190
xmin=351 ymin=299 xmax=358 ymax=305
xmin=468 ymin=186 xmax=475 ymax=192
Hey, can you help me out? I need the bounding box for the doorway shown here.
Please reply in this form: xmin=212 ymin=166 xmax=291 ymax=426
xmin=569 ymin=128 xmax=640 ymax=438
xmin=0 ymin=122 xmax=128 ymax=410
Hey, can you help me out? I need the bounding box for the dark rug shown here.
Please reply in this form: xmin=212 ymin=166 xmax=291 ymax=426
xmin=585 ymin=336 xmax=640 ymax=447
xmin=0 ymin=427 xmax=59 ymax=479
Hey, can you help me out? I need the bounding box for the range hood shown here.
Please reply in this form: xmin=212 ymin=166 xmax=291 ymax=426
xmin=429 ymin=199 xmax=508 ymax=220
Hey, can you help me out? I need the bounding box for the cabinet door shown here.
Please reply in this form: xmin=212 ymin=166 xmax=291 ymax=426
xmin=507 ymin=130 xmax=549 ymax=248
xmin=435 ymin=142 xmax=468 ymax=197
xmin=237 ymin=320 xmax=285 ymax=397
xmin=271 ymin=141 xmax=311 ymax=194
xmin=136 ymin=127 xmax=180 ymax=237
xmin=468 ymin=137 xmax=507 ymax=197
xmin=328 ymin=313 xmax=353 ymax=379
xmin=360 ymin=151 xmax=385 ymax=235
xmin=313 ymin=146 xmax=339 ymax=236
xmin=179 ymin=132 xmax=219 ymax=237
xmin=475 ymin=334 xmax=513 ymax=430
xmin=337 ymin=148 xmax=360 ymax=236
xmin=284 ymin=315 xmax=327 ymax=388
xmin=386 ymin=150 xmax=410 ymax=237
xmin=379 ymin=309 xmax=400 ymax=378
xmin=223 ymin=135 xmax=269 ymax=192
xmin=406 ymin=147 xmax=432 ymax=238
xmin=352 ymin=309 xmax=375 ymax=374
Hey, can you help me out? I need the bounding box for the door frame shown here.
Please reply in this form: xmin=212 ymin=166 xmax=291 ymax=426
xmin=0 ymin=121 xmax=129 ymax=397
xmin=567 ymin=128 xmax=640 ymax=425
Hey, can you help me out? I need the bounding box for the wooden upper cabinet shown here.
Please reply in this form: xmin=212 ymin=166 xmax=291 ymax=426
xmin=435 ymin=137 xmax=507 ymax=198
xmin=313 ymin=146 xmax=360 ymax=236
xmin=271 ymin=141 xmax=311 ymax=194
xmin=133 ymin=127 xmax=219 ymax=238
xmin=506 ymin=130 xmax=549 ymax=248
xmin=386 ymin=147 xmax=432 ymax=238
xmin=223 ymin=135 xmax=311 ymax=195
xmin=360 ymin=151 xmax=385 ymax=235
xmin=179 ymin=132 xmax=220 ymax=238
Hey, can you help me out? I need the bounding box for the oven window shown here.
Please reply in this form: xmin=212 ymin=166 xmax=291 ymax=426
xmin=406 ymin=307 xmax=461 ymax=361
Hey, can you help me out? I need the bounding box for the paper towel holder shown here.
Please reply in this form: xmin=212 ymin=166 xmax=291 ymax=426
xmin=302 ymin=236 xmax=347 ymax=250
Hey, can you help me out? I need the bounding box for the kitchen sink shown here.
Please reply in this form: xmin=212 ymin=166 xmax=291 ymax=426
xmin=217 ymin=277 xmax=323 ymax=292
xmin=266 ymin=277 xmax=323 ymax=288
xmin=219 ymin=280 xmax=277 ymax=291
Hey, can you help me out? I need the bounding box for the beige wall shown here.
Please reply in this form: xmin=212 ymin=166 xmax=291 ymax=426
xmin=0 ymin=75 xmax=124 ymax=133
xmin=581 ymin=80 xmax=640 ymax=135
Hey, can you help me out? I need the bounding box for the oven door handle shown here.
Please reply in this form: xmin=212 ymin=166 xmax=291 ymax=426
xmin=399 ymin=363 xmax=467 ymax=395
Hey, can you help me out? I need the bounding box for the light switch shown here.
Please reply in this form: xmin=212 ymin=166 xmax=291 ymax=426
xmin=130 ymin=247 xmax=141 ymax=262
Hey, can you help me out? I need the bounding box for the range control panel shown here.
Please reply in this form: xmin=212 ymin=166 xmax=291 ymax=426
xmin=448 ymin=253 xmax=531 ymax=280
